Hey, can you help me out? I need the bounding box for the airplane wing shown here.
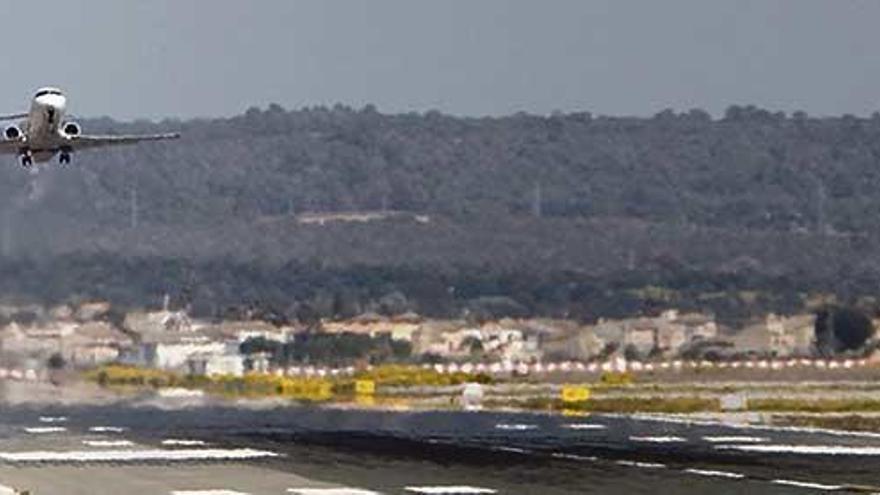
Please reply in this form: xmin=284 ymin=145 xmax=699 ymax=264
xmin=0 ymin=113 xmax=27 ymax=121
xmin=0 ymin=132 xmax=179 ymax=156
xmin=68 ymin=132 xmax=180 ymax=150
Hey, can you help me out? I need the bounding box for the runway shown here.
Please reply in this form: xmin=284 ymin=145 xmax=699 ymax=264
xmin=0 ymin=403 xmax=876 ymax=494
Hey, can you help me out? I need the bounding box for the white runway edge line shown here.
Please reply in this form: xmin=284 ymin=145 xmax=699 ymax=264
xmin=82 ymin=440 xmax=134 ymax=447
xmin=702 ymin=436 xmax=768 ymax=443
xmin=171 ymin=491 xmax=251 ymax=495
xmin=405 ymin=487 xmax=498 ymax=494
xmin=718 ymin=444 xmax=880 ymax=456
xmin=615 ymin=460 xmax=666 ymax=469
xmin=628 ymin=436 xmax=686 ymax=443
xmin=0 ymin=448 xmax=278 ymax=463
xmin=163 ymin=439 xmax=208 ymax=446
xmin=89 ymin=426 xmax=127 ymax=433
xmin=23 ymin=427 xmax=66 ymax=434
xmin=771 ymin=479 xmax=843 ymax=491
xmin=563 ymin=424 xmax=607 ymax=430
xmin=287 ymin=489 xmax=383 ymax=495
xmin=494 ymin=424 xmax=538 ymax=431
xmin=683 ymin=468 xmax=745 ymax=479
xmin=38 ymin=416 xmax=67 ymax=423
xmin=613 ymin=412 xmax=880 ymax=440
xmin=551 ymin=452 xmax=599 ymax=462
xmin=493 ymin=446 xmax=530 ymax=454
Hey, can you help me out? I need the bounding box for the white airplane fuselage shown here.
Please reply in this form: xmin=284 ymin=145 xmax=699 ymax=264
xmin=29 ymin=91 xmax=67 ymax=139
xmin=24 ymin=88 xmax=69 ymax=162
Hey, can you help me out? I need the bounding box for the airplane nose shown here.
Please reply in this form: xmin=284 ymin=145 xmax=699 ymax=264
xmin=36 ymin=94 xmax=66 ymax=111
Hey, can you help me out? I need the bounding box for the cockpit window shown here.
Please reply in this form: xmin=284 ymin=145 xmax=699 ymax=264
xmin=34 ymin=89 xmax=62 ymax=98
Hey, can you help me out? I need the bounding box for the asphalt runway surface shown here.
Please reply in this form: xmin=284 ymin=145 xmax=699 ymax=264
xmin=0 ymin=402 xmax=877 ymax=494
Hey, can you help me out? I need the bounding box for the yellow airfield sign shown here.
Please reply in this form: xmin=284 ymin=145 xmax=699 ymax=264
xmin=561 ymin=385 xmax=590 ymax=403
xmin=355 ymin=379 xmax=376 ymax=395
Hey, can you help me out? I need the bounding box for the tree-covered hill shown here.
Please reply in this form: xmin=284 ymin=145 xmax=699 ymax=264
xmin=0 ymin=104 xmax=879 ymax=323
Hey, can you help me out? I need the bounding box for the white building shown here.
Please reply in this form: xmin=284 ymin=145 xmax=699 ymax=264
xmin=734 ymin=314 xmax=815 ymax=357
xmin=132 ymin=336 xmax=227 ymax=371
xmin=187 ymin=350 xmax=245 ymax=377
xmin=63 ymin=321 xmax=133 ymax=367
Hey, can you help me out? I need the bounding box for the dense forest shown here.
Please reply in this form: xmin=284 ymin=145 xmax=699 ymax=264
xmin=1 ymin=104 xmax=880 ymax=324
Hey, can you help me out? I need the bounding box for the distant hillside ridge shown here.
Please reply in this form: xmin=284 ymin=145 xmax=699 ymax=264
xmin=45 ymin=104 xmax=880 ymax=234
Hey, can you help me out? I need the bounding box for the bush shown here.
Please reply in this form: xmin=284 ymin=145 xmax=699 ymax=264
xmin=599 ymin=371 xmax=634 ymax=386
xmin=508 ymin=396 xmax=719 ymax=414
xmin=750 ymin=398 xmax=880 ymax=413
xmin=86 ymin=365 xmax=178 ymax=388
xmin=86 ymin=365 xmax=337 ymax=402
xmin=86 ymin=364 xmax=488 ymax=401
xmin=355 ymin=365 xmax=491 ymax=387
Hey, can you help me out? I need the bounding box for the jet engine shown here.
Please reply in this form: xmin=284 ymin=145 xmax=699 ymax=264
xmin=3 ymin=125 xmax=21 ymax=140
xmin=62 ymin=121 xmax=81 ymax=137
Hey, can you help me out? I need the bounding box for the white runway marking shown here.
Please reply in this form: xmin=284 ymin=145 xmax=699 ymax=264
xmin=24 ymin=427 xmax=66 ymax=434
xmin=83 ymin=440 xmax=134 ymax=447
xmin=718 ymin=444 xmax=880 ymax=455
xmin=629 ymin=436 xmax=686 ymax=443
xmin=163 ymin=439 xmax=208 ymax=446
xmin=171 ymin=491 xmax=251 ymax=495
xmin=683 ymin=468 xmax=745 ymax=479
xmin=38 ymin=416 xmax=67 ymax=423
xmin=287 ymin=489 xmax=383 ymax=495
xmin=89 ymin=426 xmax=127 ymax=433
xmin=551 ymin=452 xmax=599 ymax=462
xmin=404 ymin=487 xmax=497 ymax=494
xmin=702 ymin=436 xmax=768 ymax=443
xmin=494 ymin=424 xmax=537 ymax=431
xmin=615 ymin=460 xmax=666 ymax=469
xmin=616 ymin=413 xmax=880 ymax=440
xmin=563 ymin=424 xmax=607 ymax=430
xmin=771 ymin=479 xmax=842 ymax=490
xmin=0 ymin=448 xmax=278 ymax=463
xmin=493 ymin=446 xmax=529 ymax=454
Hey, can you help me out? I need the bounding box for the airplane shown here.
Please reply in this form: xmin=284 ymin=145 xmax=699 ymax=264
xmin=0 ymin=87 xmax=179 ymax=167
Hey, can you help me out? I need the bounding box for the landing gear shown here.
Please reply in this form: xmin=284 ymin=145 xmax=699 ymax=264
xmin=18 ymin=149 xmax=32 ymax=168
xmin=59 ymin=150 xmax=71 ymax=164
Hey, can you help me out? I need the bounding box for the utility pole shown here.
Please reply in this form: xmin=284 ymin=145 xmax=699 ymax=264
xmin=130 ymin=186 xmax=139 ymax=230
xmin=816 ymin=178 xmax=827 ymax=236
xmin=532 ymin=182 xmax=543 ymax=218
xmin=1 ymin=209 xmax=11 ymax=257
